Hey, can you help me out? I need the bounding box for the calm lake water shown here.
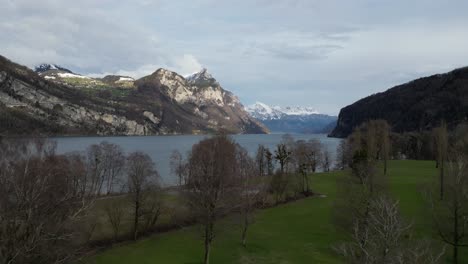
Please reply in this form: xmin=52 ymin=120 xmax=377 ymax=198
xmin=53 ymin=134 xmax=342 ymax=186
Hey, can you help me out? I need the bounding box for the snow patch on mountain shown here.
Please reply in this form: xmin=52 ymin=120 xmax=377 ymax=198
xmin=57 ymin=72 xmax=90 ymax=79
xmin=118 ymin=76 xmax=134 ymax=82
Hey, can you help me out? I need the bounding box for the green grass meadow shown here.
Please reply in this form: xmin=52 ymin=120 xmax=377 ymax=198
xmin=87 ymin=160 xmax=466 ymax=263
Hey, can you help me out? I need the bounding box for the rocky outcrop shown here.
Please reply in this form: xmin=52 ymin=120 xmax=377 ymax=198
xmin=329 ymin=66 xmax=468 ymax=138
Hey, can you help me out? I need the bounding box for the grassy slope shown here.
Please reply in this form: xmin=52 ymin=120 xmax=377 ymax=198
xmin=88 ymin=160 xmax=466 ymax=264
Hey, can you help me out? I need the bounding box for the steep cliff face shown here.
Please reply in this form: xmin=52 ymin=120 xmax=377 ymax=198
xmin=0 ymin=55 xmax=268 ymax=135
xmin=0 ymin=59 xmax=152 ymax=135
xmin=136 ymin=68 xmax=269 ymax=134
xmin=329 ymin=67 xmax=468 ymax=138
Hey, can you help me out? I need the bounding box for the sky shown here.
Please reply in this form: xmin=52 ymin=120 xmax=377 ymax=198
xmin=2 ymin=0 xmax=468 ymax=115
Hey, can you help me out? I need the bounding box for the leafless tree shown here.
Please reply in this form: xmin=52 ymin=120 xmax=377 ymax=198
xmin=86 ymin=143 xmax=107 ymax=195
xmin=264 ymin=147 xmax=274 ymax=176
xmin=336 ymin=196 xmax=443 ymax=264
xmin=293 ymin=140 xmax=314 ymax=195
xmin=432 ymin=121 xmax=448 ymax=200
xmin=430 ymin=152 xmax=468 ymax=264
xmin=274 ymin=143 xmax=291 ymax=174
xmin=336 ymin=139 xmax=349 ymax=170
xmin=322 ymin=149 xmax=331 ymax=172
xmin=349 ymin=120 xmax=392 ymax=175
xmin=141 ymin=186 xmax=162 ymax=232
xmin=376 ymin=120 xmax=391 ymax=175
xmin=333 ymin=145 xmax=384 ymax=243
xmin=184 ymin=135 xmax=240 ymax=264
xmin=306 ymin=139 xmax=323 ymax=173
xmin=126 ymin=151 xmax=160 ymax=240
xmin=170 ymin=149 xmax=186 ymax=186
xmin=269 ymin=170 xmax=289 ymax=204
xmin=237 ymin=147 xmax=266 ymax=247
xmin=104 ymin=200 xmax=125 ymax=242
xmin=0 ymin=138 xmax=97 ymax=264
xmin=255 ymin=144 xmax=267 ymax=176
xmin=101 ymin=141 xmax=126 ymax=194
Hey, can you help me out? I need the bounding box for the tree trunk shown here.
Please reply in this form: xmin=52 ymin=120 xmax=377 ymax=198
xmin=204 ymin=224 xmax=212 ymax=264
xmin=133 ymin=195 xmax=140 ymax=240
xmin=440 ymin=160 xmax=444 ymax=200
xmin=242 ymin=216 xmax=248 ymax=247
xmin=453 ymin=245 xmax=458 ymax=264
xmin=383 ymin=158 xmax=387 ymax=175
xmin=453 ymin=204 xmax=459 ymax=264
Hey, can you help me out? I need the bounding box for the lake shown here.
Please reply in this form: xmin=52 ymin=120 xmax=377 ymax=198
xmin=53 ymin=134 xmax=342 ymax=186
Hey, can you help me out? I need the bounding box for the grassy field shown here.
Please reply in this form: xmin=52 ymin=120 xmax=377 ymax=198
xmin=87 ymin=160 xmax=466 ymax=263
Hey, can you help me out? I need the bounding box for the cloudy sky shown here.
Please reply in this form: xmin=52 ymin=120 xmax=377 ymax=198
xmin=2 ymin=0 xmax=468 ymax=115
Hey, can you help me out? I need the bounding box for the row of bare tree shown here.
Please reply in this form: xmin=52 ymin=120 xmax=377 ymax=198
xmin=334 ymin=120 xmax=468 ymax=264
xmin=175 ymin=134 xmax=334 ymax=264
xmin=0 ymin=138 xmax=162 ymax=264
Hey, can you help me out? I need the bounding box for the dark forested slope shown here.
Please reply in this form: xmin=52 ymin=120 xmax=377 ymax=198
xmin=330 ymin=67 xmax=468 ymax=137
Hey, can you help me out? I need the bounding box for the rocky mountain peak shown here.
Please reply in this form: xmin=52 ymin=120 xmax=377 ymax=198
xmin=34 ymin=63 xmax=72 ymax=74
xmin=186 ymin=68 xmax=218 ymax=87
xmin=148 ymin=68 xmax=188 ymax=87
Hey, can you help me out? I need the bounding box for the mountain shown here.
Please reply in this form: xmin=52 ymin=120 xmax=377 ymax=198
xmin=0 ymin=55 xmax=268 ymax=136
xmin=246 ymin=102 xmax=337 ymax=133
xmin=35 ymin=63 xmax=73 ymax=74
xmin=329 ymin=66 xmax=468 ymax=138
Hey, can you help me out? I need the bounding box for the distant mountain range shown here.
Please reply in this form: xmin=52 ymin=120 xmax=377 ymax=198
xmin=330 ymin=66 xmax=468 ymax=138
xmin=246 ymin=102 xmax=337 ymax=134
xmin=0 ymin=55 xmax=268 ymax=136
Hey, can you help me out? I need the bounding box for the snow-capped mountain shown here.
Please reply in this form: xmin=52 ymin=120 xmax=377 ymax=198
xmin=279 ymin=106 xmax=319 ymax=116
xmin=246 ymin=102 xmax=337 ymax=133
xmin=245 ymin=102 xmax=284 ymax=120
xmin=34 ymin=63 xmax=91 ymax=80
xmin=34 ymin=63 xmax=73 ymax=74
xmin=246 ymin=102 xmax=320 ymax=120
xmin=186 ymin=68 xmax=218 ymax=87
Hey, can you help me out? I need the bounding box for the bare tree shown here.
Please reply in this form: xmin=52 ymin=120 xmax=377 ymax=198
xmin=255 ymin=144 xmax=267 ymax=176
xmin=87 ymin=143 xmax=107 ymax=195
xmin=264 ymin=147 xmax=274 ymax=176
xmin=237 ymin=147 xmax=265 ymax=247
xmin=306 ymin=139 xmax=323 ymax=173
xmin=126 ymin=151 xmax=160 ymax=240
xmin=336 ymin=196 xmax=443 ymax=264
xmin=349 ymin=120 xmax=392 ymax=175
xmin=336 ymin=140 xmax=349 ymax=170
xmin=294 ymin=140 xmax=311 ymax=195
xmin=184 ymin=135 xmax=240 ymax=264
xmin=269 ymin=170 xmax=289 ymax=204
xmin=104 ymin=200 xmax=124 ymax=241
xmin=170 ymin=149 xmax=186 ymax=186
xmin=274 ymin=143 xmax=291 ymax=174
xmin=432 ymin=121 xmax=448 ymax=200
xmin=430 ymin=152 xmax=468 ymax=264
xmin=101 ymin=141 xmax=125 ymax=195
xmin=322 ymin=149 xmax=331 ymax=172
xmin=376 ymin=121 xmax=391 ymax=175
xmin=0 ymin=138 xmax=97 ymax=264
xmin=141 ymin=185 xmax=162 ymax=232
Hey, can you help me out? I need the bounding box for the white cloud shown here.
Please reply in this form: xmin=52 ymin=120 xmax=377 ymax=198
xmin=172 ymin=54 xmax=203 ymax=76
xmin=2 ymin=0 xmax=468 ymax=115
xmin=88 ymin=54 xmax=202 ymax=79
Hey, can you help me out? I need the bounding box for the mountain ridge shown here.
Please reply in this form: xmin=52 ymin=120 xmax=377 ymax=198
xmin=0 ymin=55 xmax=268 ymax=136
xmin=329 ymin=66 xmax=468 ymax=138
xmin=246 ymin=102 xmax=336 ymax=134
